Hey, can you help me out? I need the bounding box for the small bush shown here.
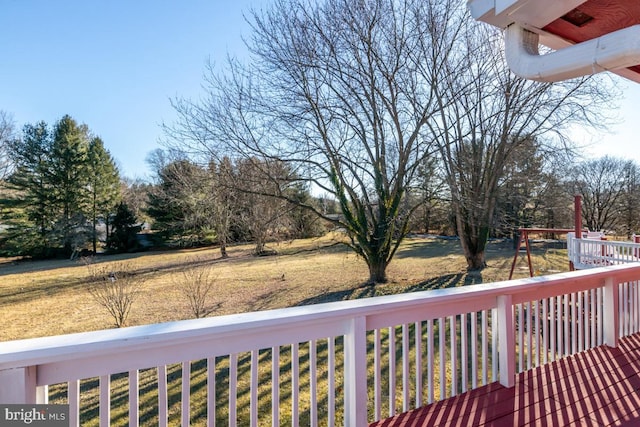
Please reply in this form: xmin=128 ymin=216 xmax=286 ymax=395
xmin=85 ymin=260 xmax=141 ymax=328
xmin=175 ymin=261 xmax=218 ymax=319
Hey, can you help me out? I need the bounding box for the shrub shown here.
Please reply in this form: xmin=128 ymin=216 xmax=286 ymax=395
xmin=85 ymin=260 xmax=141 ymax=327
xmin=175 ymin=261 xmax=218 ymax=319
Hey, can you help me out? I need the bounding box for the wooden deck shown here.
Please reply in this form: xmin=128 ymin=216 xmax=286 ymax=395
xmin=370 ymin=333 xmax=640 ymax=427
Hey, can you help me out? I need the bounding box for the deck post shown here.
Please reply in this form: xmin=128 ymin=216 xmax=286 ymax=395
xmin=344 ymin=316 xmax=368 ymax=427
xmin=571 ymin=195 xmax=582 ymax=271
xmin=497 ymin=295 xmax=515 ymax=388
xmin=0 ymin=367 xmax=38 ymax=404
xmin=603 ymin=277 xmax=619 ymax=348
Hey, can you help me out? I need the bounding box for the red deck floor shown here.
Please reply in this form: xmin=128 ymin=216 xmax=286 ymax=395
xmin=370 ymin=333 xmax=640 ymax=426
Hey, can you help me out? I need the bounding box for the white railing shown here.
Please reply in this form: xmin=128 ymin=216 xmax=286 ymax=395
xmin=568 ymin=232 xmax=640 ymax=269
xmin=3 ymin=264 xmax=640 ymax=426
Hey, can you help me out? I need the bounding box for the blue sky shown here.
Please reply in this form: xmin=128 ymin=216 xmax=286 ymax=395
xmin=2 ymin=0 xmax=640 ymax=181
xmin=573 ymin=77 xmax=640 ymax=163
xmin=0 ymin=0 xmax=266 ymax=180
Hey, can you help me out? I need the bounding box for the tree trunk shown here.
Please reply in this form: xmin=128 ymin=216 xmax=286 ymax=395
xmin=254 ymin=236 xmax=266 ymax=256
xmin=106 ymin=215 xmax=110 ymax=246
xmin=456 ymin=212 xmax=489 ymax=271
xmin=92 ymin=210 xmax=97 ymax=254
xmin=220 ymin=239 xmax=228 ymax=259
xmin=217 ymin=222 xmax=229 ymax=258
xmin=367 ymin=259 xmax=389 ymax=284
xmin=424 ymin=207 xmax=431 ymax=234
xmin=465 ymin=251 xmax=487 ymax=270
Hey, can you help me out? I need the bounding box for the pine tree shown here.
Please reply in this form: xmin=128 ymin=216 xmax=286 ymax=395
xmin=146 ymin=158 xmax=213 ymax=246
xmin=87 ymin=137 xmax=121 ymax=253
xmin=1 ymin=122 xmax=54 ymax=256
xmin=49 ymin=115 xmax=91 ymax=255
xmin=107 ymin=202 xmax=141 ymax=252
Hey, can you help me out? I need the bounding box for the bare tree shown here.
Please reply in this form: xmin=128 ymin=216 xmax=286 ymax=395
xmin=165 ymin=0 xmax=465 ymax=283
xmin=120 ymin=177 xmax=151 ymax=225
xmin=620 ymin=161 xmax=640 ymax=238
xmin=0 ymin=110 xmax=16 ymax=180
xmin=147 ymin=149 xmax=238 ymax=257
xmin=209 ymin=157 xmax=236 ymax=258
xmin=429 ymin=24 xmax=618 ymax=269
xmin=411 ymin=155 xmax=449 ymax=234
xmin=232 ymin=158 xmax=293 ymax=255
xmin=570 ymin=156 xmax=633 ymax=233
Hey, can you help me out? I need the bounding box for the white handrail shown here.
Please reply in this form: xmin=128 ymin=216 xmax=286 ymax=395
xmin=567 ymin=232 xmax=640 ymax=269
xmin=3 ymin=263 xmax=640 ymax=425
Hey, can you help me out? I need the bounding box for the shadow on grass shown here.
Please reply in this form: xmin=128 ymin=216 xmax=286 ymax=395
xmin=0 ymin=252 xmax=235 ymax=308
xmin=0 ymin=240 xmax=348 ymax=309
xmin=296 ymin=271 xmax=484 ymax=307
xmin=276 ymin=241 xmax=350 ymax=257
xmin=0 ymin=248 xmax=226 ymax=278
xmin=394 ymin=238 xmax=461 ymax=259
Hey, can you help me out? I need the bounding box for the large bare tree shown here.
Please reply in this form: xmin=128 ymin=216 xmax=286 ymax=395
xmin=166 ymin=0 xmax=615 ymax=277
xmin=429 ymin=25 xmax=617 ymax=269
xmin=166 ymin=0 xmax=468 ymax=283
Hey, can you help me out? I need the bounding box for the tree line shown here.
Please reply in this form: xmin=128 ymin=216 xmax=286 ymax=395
xmin=0 ymin=114 xmax=139 ymax=258
xmin=145 ymin=151 xmax=329 ymax=257
xmin=0 ymin=113 xmax=330 ymax=258
xmin=145 ymin=145 xmax=640 ymax=258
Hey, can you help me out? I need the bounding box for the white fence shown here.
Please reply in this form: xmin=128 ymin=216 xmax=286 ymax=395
xmin=568 ymin=232 xmax=640 ymax=269
xmin=3 ymin=264 xmax=640 ymax=426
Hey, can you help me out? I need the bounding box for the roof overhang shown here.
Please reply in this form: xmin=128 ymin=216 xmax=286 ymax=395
xmin=468 ymin=0 xmax=640 ymax=83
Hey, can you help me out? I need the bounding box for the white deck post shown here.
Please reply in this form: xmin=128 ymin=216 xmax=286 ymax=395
xmin=497 ymin=295 xmax=515 ymax=388
xmin=344 ymin=316 xmax=367 ymax=427
xmin=603 ymin=277 xmax=619 ymax=348
xmin=0 ymin=367 xmax=38 ymax=404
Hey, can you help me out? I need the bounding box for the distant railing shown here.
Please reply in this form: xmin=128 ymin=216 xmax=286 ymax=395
xmin=2 ymin=264 xmax=640 ymax=426
xmin=568 ymin=232 xmax=640 ymax=269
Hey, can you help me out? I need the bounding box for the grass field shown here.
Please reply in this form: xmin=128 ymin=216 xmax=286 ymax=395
xmin=0 ymin=233 xmax=569 ymax=341
xmin=0 ymin=234 xmax=570 ymax=425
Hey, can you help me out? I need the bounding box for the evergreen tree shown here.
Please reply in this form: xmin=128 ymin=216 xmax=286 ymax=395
xmin=146 ymin=158 xmax=192 ymax=243
xmin=1 ymin=122 xmax=54 ymax=256
xmin=107 ymin=202 xmax=141 ymax=252
xmin=146 ymin=156 xmax=217 ymax=246
xmin=49 ymin=115 xmax=91 ymax=255
xmin=285 ymin=182 xmax=325 ymax=239
xmin=87 ymin=137 xmax=121 ymax=253
xmin=494 ymin=138 xmax=547 ymax=238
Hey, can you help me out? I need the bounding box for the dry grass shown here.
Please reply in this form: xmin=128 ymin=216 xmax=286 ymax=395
xmin=0 ymin=234 xmax=570 ymax=425
xmin=0 ymin=234 xmax=568 ymax=342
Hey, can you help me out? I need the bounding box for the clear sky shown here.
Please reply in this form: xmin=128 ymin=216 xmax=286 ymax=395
xmin=2 ymin=0 xmax=640 ymax=182
xmin=0 ymin=0 xmax=267 ymax=180
xmin=578 ymin=78 xmax=640 ymax=162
